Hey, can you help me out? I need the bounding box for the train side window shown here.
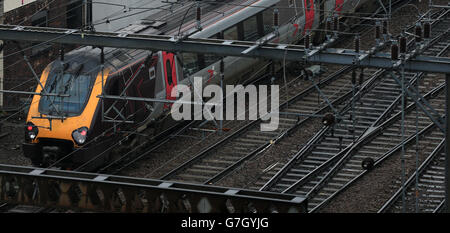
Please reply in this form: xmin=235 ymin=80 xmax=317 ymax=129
xmin=211 ymin=32 xmax=224 ymax=39
xmin=237 ymin=22 xmax=245 ymax=40
xmin=166 ymin=60 xmax=173 ymax=85
xmin=197 ymin=54 xmax=206 ymax=70
xmin=181 ymin=53 xmax=200 ymax=77
xmin=256 ymin=13 xmax=265 ymax=38
xmin=262 ymin=9 xmax=274 ymax=35
xmin=243 ymin=15 xmax=259 ymax=41
xmin=223 ymin=26 xmax=238 ymax=40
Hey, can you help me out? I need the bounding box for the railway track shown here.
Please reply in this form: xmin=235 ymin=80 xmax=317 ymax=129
xmin=378 ymin=139 xmax=445 ymax=213
xmin=159 ymin=64 xmax=366 ymax=184
xmin=309 ymin=93 xmax=445 ymax=212
xmin=375 ymin=13 xmax=450 ymax=212
xmin=71 ymin=0 xmax=411 ymax=178
xmin=258 ymin=9 xmax=450 ymax=212
xmin=305 ymin=11 xmax=450 ymax=212
xmin=259 ymin=70 xmax=411 ymax=189
xmin=221 ymin=1 xmax=447 ymax=190
xmin=42 ymin=0 xmax=445 ymax=189
xmin=94 ymin=61 xmax=290 ymax=174
xmin=154 ymin=0 xmax=439 ymax=185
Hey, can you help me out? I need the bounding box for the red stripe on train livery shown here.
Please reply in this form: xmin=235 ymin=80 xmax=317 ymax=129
xmin=162 ymin=52 xmax=177 ymax=108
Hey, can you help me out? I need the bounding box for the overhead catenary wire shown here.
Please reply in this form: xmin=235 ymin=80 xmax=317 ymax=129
xmin=0 ymin=2 xmax=177 ymax=61
xmin=0 ymin=0 xmax=405 ymax=63
xmin=1 ymin=1 xmax=181 ymax=120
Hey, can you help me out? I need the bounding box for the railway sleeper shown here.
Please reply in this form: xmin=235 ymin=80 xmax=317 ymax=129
xmin=314 ymin=146 xmax=342 ymax=152
xmin=302 ymin=159 xmax=326 ymax=166
xmin=192 ymin=164 xmax=223 ymax=171
xmin=185 ymin=168 xmax=220 ymax=175
xmin=202 ymin=159 xmax=234 ymax=165
xmin=341 ymin=167 xmax=363 ymax=175
xmin=419 ymin=178 xmax=445 ymax=184
xmin=290 ymin=168 xmax=312 ymax=175
xmin=176 ymin=174 xmax=210 ymax=182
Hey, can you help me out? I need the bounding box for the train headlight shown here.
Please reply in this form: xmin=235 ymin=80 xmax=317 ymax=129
xmin=72 ymin=127 xmax=88 ymax=145
xmin=25 ymin=122 xmax=39 ymax=141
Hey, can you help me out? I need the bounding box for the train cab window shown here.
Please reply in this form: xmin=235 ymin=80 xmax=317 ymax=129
xmin=38 ymin=62 xmax=96 ymax=117
xmin=262 ymin=9 xmax=275 ymax=35
xmin=243 ymin=15 xmax=259 ymax=41
xmin=166 ymin=60 xmax=173 ymax=85
xmin=223 ymin=26 xmax=238 ymax=40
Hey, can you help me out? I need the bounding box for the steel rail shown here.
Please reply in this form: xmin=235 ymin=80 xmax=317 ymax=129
xmin=260 ymin=68 xmax=385 ymax=192
xmin=205 ymin=70 xmax=365 ymax=185
xmin=160 ymin=66 xmax=353 ymax=181
xmin=378 ymin=139 xmax=445 ymax=213
xmin=308 ymin=83 xmax=446 ymax=212
xmin=257 ymin=7 xmax=448 ymax=193
xmin=104 ymin=61 xmax=280 ymax=174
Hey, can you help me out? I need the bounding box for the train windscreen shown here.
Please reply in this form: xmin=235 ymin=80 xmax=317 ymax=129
xmin=38 ymin=61 xmax=96 ymax=117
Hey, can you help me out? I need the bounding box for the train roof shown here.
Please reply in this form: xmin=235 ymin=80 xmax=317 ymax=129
xmin=66 ymin=0 xmax=281 ymax=73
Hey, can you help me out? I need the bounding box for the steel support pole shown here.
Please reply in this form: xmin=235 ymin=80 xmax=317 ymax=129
xmin=445 ymin=73 xmax=450 ymax=213
xmin=401 ymin=65 xmax=406 ymax=213
xmin=415 ymin=75 xmax=420 ymax=213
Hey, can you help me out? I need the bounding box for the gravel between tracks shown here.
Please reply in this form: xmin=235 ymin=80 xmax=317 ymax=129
xmin=321 ymin=70 xmax=446 ymax=213
xmin=216 ymin=118 xmax=323 ymax=188
xmin=320 ymin=129 xmax=442 ymax=213
xmin=319 ymin=0 xmax=449 ymax=212
xmin=122 ymin=69 xmax=309 ymax=179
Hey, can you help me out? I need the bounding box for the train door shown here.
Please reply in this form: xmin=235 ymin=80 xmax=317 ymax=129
xmin=163 ymin=52 xmax=177 ymax=99
xmin=162 ymin=52 xmax=178 ymax=108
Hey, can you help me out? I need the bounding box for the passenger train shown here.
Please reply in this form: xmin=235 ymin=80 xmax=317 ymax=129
xmin=23 ymin=0 xmax=382 ymax=168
